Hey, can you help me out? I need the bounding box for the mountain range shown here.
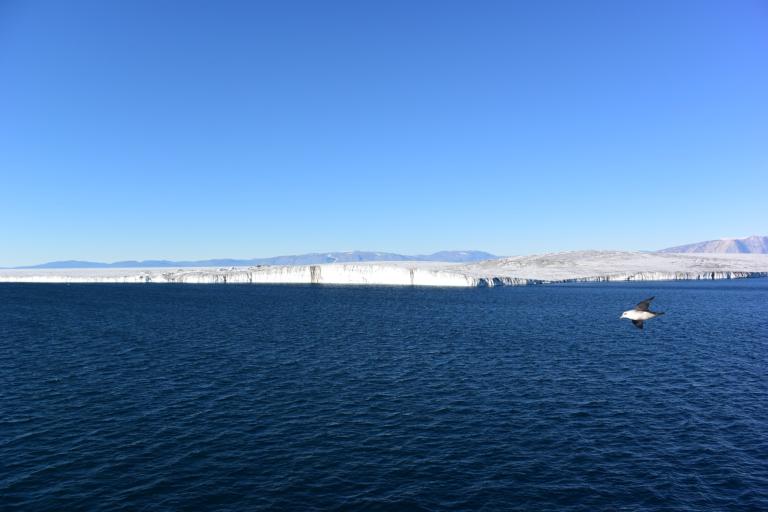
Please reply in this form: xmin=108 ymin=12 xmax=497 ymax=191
xmin=15 ymin=235 xmax=768 ymax=269
xmin=658 ymin=235 xmax=767 ymax=254
xmin=18 ymin=250 xmax=497 ymax=269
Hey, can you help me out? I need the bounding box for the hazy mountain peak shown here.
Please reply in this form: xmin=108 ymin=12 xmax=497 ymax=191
xmin=18 ymin=250 xmax=497 ymax=269
xmin=658 ymin=235 xmax=768 ymax=254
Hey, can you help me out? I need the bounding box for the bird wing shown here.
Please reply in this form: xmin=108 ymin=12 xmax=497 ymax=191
xmin=635 ymin=297 xmax=655 ymax=311
xmin=632 ymin=320 xmax=644 ymax=329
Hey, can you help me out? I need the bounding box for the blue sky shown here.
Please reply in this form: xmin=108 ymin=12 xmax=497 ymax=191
xmin=1 ymin=1 xmax=766 ymax=266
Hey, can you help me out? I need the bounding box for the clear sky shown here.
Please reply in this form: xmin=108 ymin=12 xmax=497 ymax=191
xmin=1 ymin=1 xmax=766 ymax=266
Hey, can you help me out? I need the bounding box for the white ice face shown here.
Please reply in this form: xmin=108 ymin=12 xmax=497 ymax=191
xmin=1 ymin=251 xmax=767 ymax=287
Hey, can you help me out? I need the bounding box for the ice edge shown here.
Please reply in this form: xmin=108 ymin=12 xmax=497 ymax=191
xmin=1 ymin=263 xmax=767 ymax=287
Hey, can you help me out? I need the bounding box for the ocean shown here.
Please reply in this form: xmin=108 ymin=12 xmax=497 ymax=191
xmin=2 ymin=280 xmax=767 ymax=511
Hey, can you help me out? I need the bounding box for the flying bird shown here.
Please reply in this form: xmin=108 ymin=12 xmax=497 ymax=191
xmin=621 ymin=296 xmax=665 ymax=330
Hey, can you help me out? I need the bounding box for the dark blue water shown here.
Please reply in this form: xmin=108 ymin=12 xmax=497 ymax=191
xmin=2 ymin=280 xmax=767 ymax=511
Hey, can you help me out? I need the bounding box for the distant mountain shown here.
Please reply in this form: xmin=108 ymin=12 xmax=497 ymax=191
xmin=659 ymin=235 xmax=768 ymax=254
xmin=19 ymin=250 xmax=497 ymax=269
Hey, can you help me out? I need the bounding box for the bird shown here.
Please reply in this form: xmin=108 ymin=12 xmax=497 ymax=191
xmin=620 ymin=296 xmax=665 ymax=330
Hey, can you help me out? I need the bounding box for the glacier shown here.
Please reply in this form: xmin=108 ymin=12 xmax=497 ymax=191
xmin=1 ymin=252 xmax=767 ymax=287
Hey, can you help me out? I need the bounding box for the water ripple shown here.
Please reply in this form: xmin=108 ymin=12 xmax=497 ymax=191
xmin=1 ymin=281 xmax=767 ymax=511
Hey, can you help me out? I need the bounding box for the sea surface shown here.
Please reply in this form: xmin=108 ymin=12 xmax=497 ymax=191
xmin=1 ymin=280 xmax=767 ymax=511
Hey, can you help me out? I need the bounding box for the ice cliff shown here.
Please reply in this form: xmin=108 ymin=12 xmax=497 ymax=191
xmin=1 ymin=252 xmax=767 ymax=287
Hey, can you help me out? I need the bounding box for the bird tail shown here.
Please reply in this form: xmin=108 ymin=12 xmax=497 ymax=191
xmin=655 ymin=311 xmax=665 ymax=316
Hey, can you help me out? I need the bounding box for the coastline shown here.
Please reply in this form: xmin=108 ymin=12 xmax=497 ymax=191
xmin=2 ymin=252 xmax=768 ymax=287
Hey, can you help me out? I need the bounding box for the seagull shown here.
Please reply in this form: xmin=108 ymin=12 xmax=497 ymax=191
xmin=620 ymin=296 xmax=665 ymax=330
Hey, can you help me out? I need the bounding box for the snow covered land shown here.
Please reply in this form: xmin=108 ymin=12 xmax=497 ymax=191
xmin=2 ymin=251 xmax=768 ymax=287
